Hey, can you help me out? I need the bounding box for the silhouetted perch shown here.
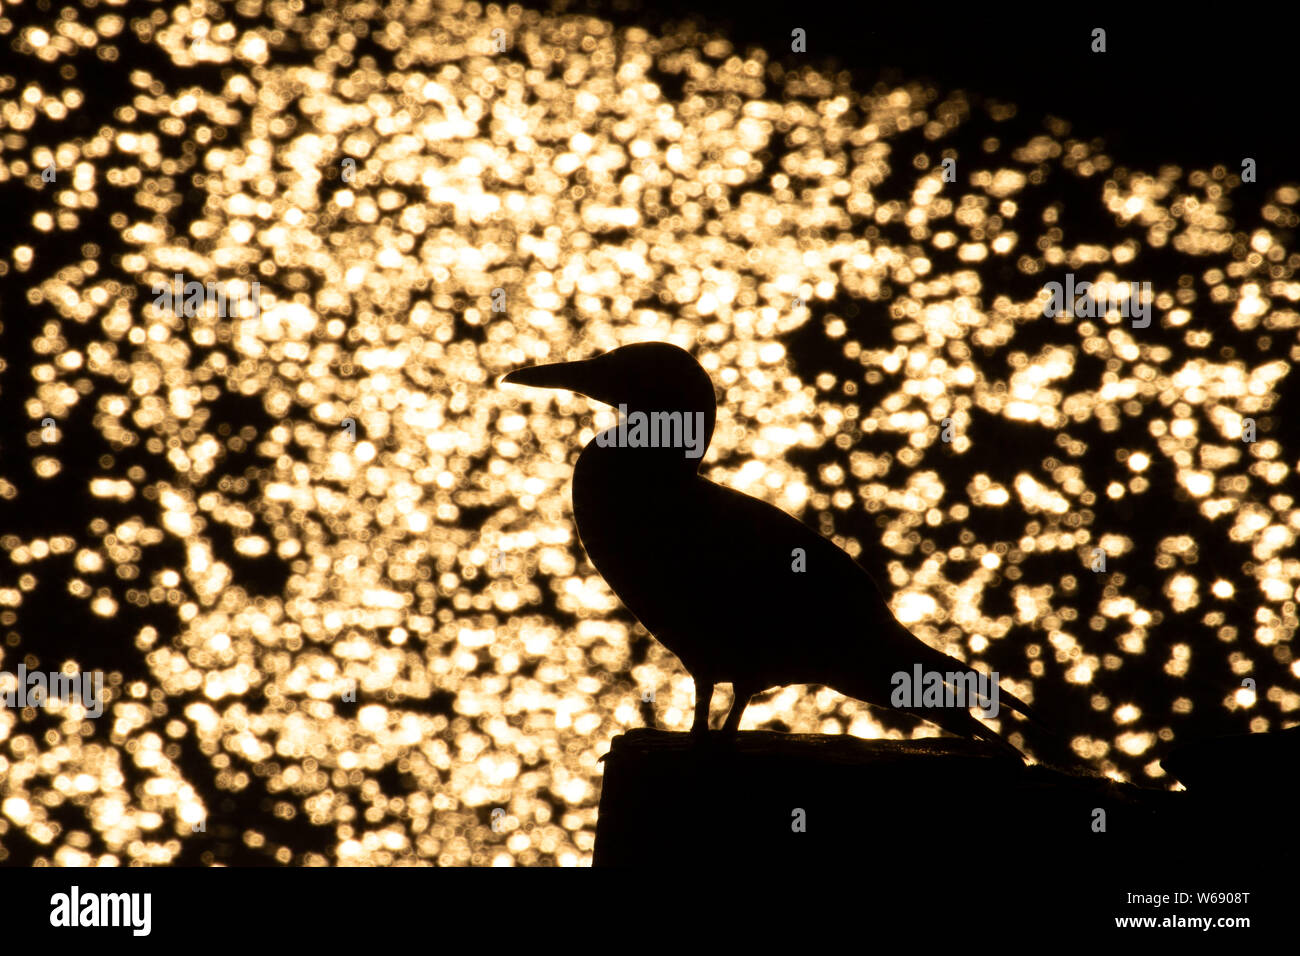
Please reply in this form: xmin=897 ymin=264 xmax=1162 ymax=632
xmin=593 ymin=729 xmax=1283 ymax=889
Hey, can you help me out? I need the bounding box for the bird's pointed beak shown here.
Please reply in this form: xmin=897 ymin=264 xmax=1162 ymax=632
xmin=499 ymin=358 xmax=596 ymax=394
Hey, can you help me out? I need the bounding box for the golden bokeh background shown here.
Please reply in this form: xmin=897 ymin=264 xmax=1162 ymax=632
xmin=1 ymin=1 xmax=1296 ymax=865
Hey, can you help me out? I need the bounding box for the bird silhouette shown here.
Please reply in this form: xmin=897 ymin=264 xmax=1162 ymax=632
xmin=503 ymin=342 xmax=1046 ymax=758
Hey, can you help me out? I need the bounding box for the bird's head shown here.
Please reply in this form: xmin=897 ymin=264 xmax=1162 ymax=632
xmin=500 ymin=342 xmax=718 ymax=464
xmin=502 ymin=342 xmax=717 ymax=418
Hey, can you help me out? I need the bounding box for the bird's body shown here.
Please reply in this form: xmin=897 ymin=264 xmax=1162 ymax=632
xmin=576 ymin=445 xmax=902 ymax=693
xmin=504 ymin=342 xmax=1044 ymax=757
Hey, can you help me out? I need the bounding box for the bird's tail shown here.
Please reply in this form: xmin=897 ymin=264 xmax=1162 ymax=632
xmin=910 ymin=640 xmax=1048 ymax=726
xmin=995 ymin=683 xmax=1050 ymax=731
xmin=919 ymin=702 xmax=1030 ymax=762
xmin=919 ymin=647 xmax=1091 ymax=770
xmin=899 ymin=640 xmax=1070 ymax=763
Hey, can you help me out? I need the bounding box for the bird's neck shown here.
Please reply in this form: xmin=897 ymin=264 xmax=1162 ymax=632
xmin=579 ymin=405 xmax=715 ymax=480
xmin=588 ymin=405 xmax=713 ymax=471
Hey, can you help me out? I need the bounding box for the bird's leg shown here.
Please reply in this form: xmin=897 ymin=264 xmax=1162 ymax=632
xmin=690 ymin=679 xmax=714 ymax=743
xmin=720 ymin=685 xmax=756 ymax=739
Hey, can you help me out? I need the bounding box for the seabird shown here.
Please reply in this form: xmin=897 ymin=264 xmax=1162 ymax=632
xmin=503 ymin=342 xmax=1045 ymax=758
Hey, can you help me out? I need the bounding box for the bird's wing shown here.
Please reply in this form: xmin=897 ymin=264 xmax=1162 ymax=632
xmin=669 ymin=478 xmax=914 ymax=685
